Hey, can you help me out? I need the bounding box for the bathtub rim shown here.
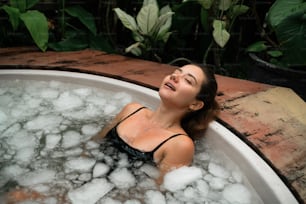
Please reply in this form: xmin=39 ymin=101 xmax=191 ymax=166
xmin=0 ymin=69 xmax=298 ymax=204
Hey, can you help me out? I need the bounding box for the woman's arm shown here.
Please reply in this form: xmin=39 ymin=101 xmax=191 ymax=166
xmin=156 ymin=136 xmax=195 ymax=184
xmin=91 ymin=102 xmax=143 ymax=142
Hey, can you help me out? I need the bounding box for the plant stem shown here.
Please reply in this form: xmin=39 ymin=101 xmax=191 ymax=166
xmin=203 ymin=40 xmax=213 ymax=64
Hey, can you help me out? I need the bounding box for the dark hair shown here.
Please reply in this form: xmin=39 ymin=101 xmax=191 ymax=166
xmin=181 ymin=64 xmax=219 ymax=140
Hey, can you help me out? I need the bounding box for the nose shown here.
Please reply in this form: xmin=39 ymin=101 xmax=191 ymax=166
xmin=170 ymin=73 xmax=179 ymax=82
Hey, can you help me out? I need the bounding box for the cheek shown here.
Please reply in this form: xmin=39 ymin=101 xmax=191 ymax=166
xmin=178 ymin=88 xmax=199 ymax=103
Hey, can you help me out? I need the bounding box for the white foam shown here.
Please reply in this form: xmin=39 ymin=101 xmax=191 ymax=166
xmin=231 ymin=169 xmax=244 ymax=183
xmin=123 ymin=200 xmax=141 ymax=204
xmin=62 ymin=130 xmax=83 ymax=149
xmin=87 ymin=95 xmax=106 ymax=106
xmin=103 ymin=104 xmax=117 ymax=115
xmin=93 ymin=163 xmax=110 ymax=178
xmin=183 ymin=186 xmax=198 ymax=200
xmin=7 ymin=130 xmax=36 ymax=149
xmin=208 ymin=162 xmax=230 ymax=179
xmin=196 ymin=179 xmax=209 ymax=197
xmin=65 ymin=147 xmax=83 ymax=157
xmin=62 ymin=105 xmax=103 ymax=120
xmin=117 ymin=153 xmax=129 ymax=168
xmin=68 ymin=178 xmax=114 ymax=204
xmin=0 ymin=164 xmax=28 ymax=179
xmin=25 ymin=114 xmax=63 ymax=132
xmin=73 ymin=88 xmax=92 ymax=97
xmin=113 ymin=92 xmax=132 ymax=105
xmin=85 ymin=140 xmax=100 ymax=150
xmin=139 ymin=164 xmax=159 ymax=179
xmin=100 ymin=197 xmax=122 ymax=204
xmin=64 ymin=157 xmax=96 ymax=173
xmin=0 ymin=110 xmax=7 ymax=123
xmin=78 ymin=173 xmax=92 ymax=181
xmin=25 ymin=97 xmax=42 ymax=109
xmin=17 ymin=169 xmax=56 ymax=186
xmin=163 ymin=166 xmax=203 ymax=192
xmin=1 ymin=123 xmax=21 ymax=139
xmin=222 ymin=183 xmax=252 ymax=204
xmin=144 ymin=190 xmax=166 ymax=204
xmin=44 ymin=197 xmax=58 ymax=204
xmin=15 ymin=146 xmax=36 ymax=164
xmin=40 ymin=88 xmax=59 ymax=99
xmin=109 ymin=168 xmax=136 ymax=189
xmin=53 ymin=91 xmax=83 ymax=111
xmin=81 ymin=124 xmax=100 ymax=136
xmin=45 ymin=134 xmax=61 ymax=150
xmin=209 ymin=177 xmax=228 ymax=190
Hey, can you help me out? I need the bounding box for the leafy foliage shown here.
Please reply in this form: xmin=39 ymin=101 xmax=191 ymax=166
xmin=247 ymin=0 xmax=306 ymax=68
xmin=181 ymin=0 xmax=249 ymax=66
xmin=1 ymin=0 xmax=48 ymax=51
xmin=48 ymin=5 xmax=113 ymax=52
xmin=114 ymin=0 xmax=174 ymax=61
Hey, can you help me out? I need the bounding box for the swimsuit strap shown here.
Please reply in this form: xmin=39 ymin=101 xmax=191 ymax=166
xmin=117 ymin=106 xmax=147 ymax=125
xmin=151 ymin=133 xmax=186 ymax=153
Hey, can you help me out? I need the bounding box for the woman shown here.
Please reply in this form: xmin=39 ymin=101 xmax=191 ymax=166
xmin=92 ymin=64 xmax=219 ymax=184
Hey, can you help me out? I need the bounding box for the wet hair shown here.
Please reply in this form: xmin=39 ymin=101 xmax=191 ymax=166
xmin=181 ymin=64 xmax=220 ymax=140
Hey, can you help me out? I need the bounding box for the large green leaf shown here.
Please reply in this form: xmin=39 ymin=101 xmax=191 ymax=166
xmin=150 ymin=5 xmax=173 ymax=40
xmin=218 ymin=0 xmax=232 ymax=11
xmin=20 ymin=10 xmax=48 ymax=51
xmin=48 ymin=33 xmax=88 ymax=51
xmin=246 ymin=41 xmax=268 ymax=52
xmin=275 ymin=6 xmax=306 ymax=66
xmin=160 ymin=3 xmax=171 ymax=15
xmin=137 ymin=4 xmax=159 ymax=34
xmin=26 ymin=0 xmax=40 ymax=9
xmin=143 ymin=0 xmax=158 ymax=8
xmin=212 ymin=20 xmax=230 ymax=48
xmin=10 ymin=0 xmax=26 ymax=12
xmin=153 ymin=11 xmax=174 ymax=42
xmin=230 ymin=5 xmax=249 ymax=18
xmin=114 ymin=8 xmax=138 ymax=32
xmin=267 ymin=0 xmax=304 ymax=28
xmin=65 ymin=6 xmax=97 ymax=35
xmin=197 ymin=0 xmax=214 ymax=9
xmin=2 ymin=5 xmax=20 ymax=31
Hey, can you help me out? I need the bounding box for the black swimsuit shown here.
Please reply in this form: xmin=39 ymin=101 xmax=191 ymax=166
xmin=106 ymin=107 xmax=185 ymax=162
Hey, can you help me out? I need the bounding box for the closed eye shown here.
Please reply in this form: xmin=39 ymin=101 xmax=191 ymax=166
xmin=185 ymin=78 xmax=192 ymax=84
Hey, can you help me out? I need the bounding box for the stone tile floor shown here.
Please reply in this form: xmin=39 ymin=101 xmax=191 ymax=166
xmin=0 ymin=47 xmax=305 ymax=203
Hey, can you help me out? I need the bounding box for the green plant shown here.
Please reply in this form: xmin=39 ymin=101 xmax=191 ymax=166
xmin=246 ymin=0 xmax=306 ymax=69
xmin=113 ymin=0 xmax=174 ymax=62
xmin=185 ymin=0 xmax=249 ymax=66
xmin=48 ymin=3 xmax=113 ymax=52
xmin=1 ymin=0 xmax=49 ymax=51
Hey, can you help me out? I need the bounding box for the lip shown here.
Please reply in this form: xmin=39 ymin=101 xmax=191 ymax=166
xmin=164 ymin=82 xmax=176 ymax=91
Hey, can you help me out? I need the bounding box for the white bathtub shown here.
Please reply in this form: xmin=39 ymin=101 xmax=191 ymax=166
xmin=0 ymin=69 xmax=298 ymax=204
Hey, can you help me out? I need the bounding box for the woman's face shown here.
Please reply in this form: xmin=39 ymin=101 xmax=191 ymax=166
xmin=159 ymin=64 xmax=206 ymax=109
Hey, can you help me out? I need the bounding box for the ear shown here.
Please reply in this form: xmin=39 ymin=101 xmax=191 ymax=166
xmin=189 ymin=100 xmax=204 ymax=111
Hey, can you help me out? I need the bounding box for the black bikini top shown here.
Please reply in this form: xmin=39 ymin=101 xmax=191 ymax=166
xmin=106 ymin=107 xmax=185 ymax=162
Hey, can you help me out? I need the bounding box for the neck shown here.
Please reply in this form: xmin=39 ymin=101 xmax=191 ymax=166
xmin=150 ymin=103 xmax=186 ymax=129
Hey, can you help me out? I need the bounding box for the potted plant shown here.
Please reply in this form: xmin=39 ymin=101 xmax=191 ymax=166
xmin=246 ymin=0 xmax=306 ymax=100
xmin=113 ymin=0 xmax=174 ymax=62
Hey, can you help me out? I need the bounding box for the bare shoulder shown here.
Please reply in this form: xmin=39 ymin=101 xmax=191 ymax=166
xmin=174 ymin=134 xmax=195 ymax=151
xmin=157 ymin=134 xmax=194 ymax=168
xmin=118 ymin=102 xmax=146 ymax=118
xmin=162 ymin=132 xmax=195 ymax=154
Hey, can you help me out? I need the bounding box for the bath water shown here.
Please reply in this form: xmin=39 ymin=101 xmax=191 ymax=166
xmin=0 ymin=79 xmax=262 ymax=204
